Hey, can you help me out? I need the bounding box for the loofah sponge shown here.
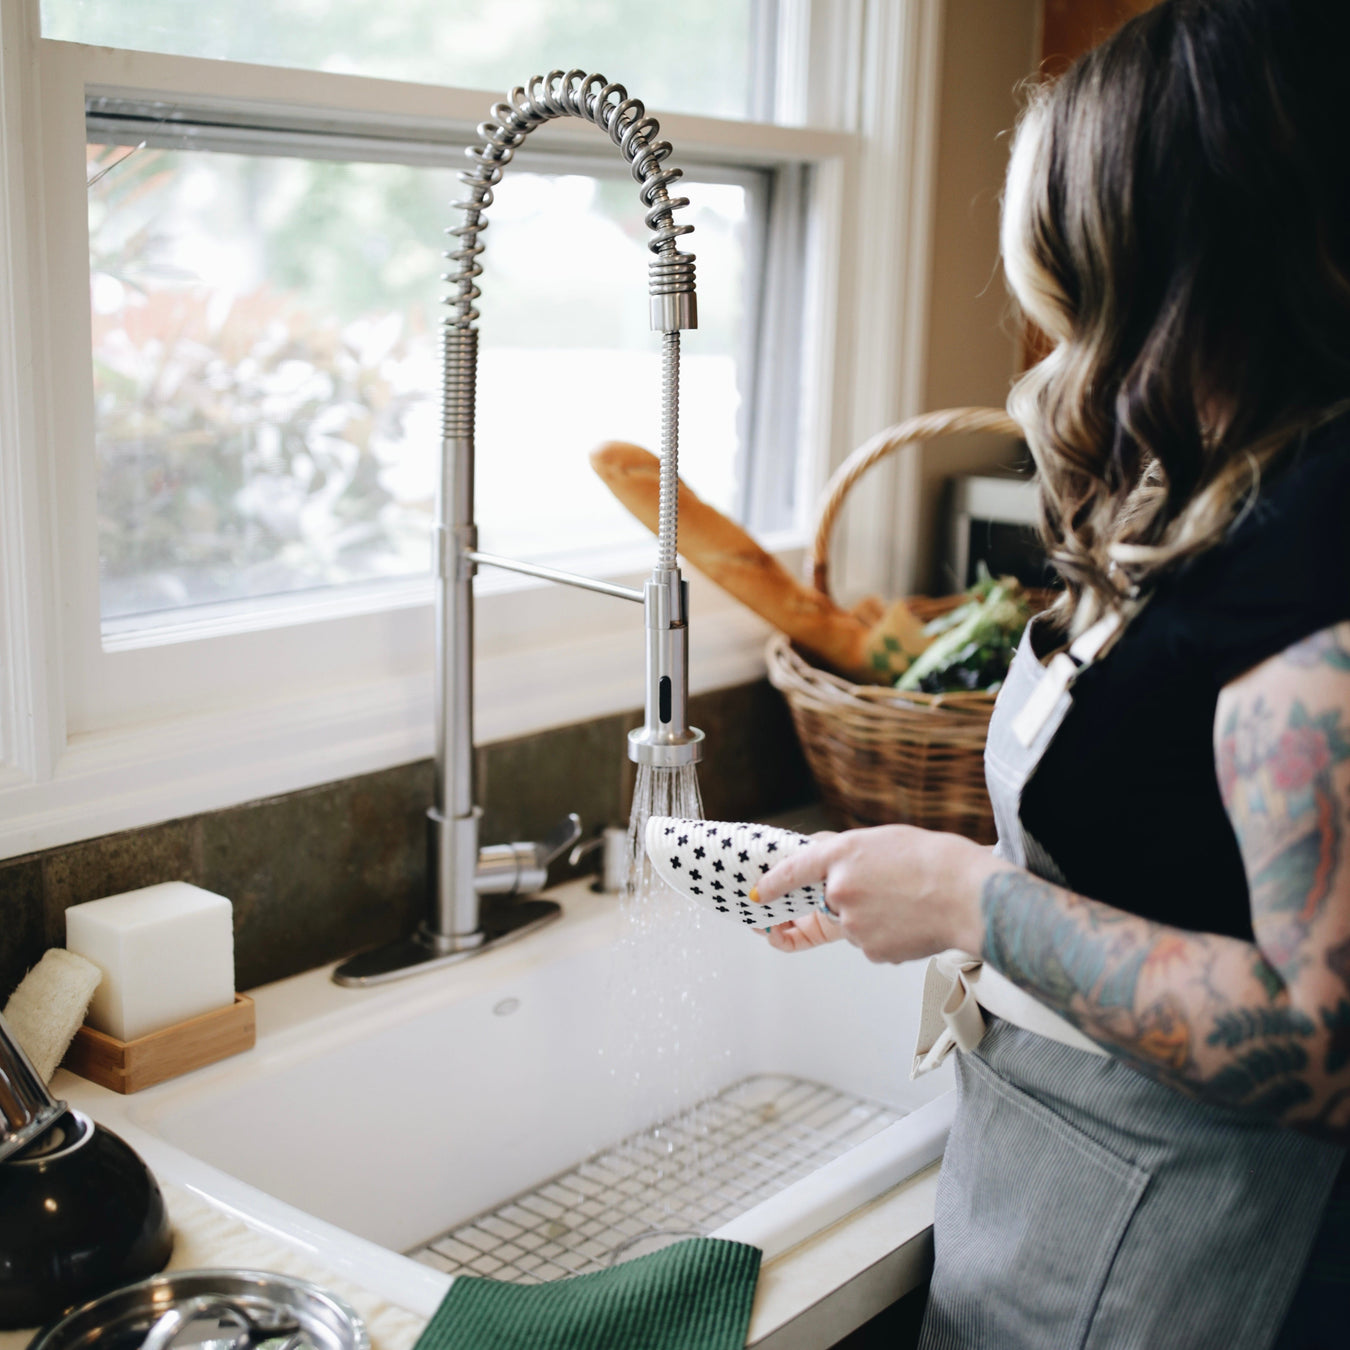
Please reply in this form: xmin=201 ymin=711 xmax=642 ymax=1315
xmin=3 ymin=948 xmax=103 ymax=1082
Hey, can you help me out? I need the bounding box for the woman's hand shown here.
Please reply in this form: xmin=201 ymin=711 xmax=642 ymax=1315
xmin=755 ymin=832 xmax=843 ymax=952
xmin=752 ymin=824 xmax=997 ymax=963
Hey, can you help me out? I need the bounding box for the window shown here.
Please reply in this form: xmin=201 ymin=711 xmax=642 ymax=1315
xmin=0 ymin=0 xmax=947 ymax=854
xmin=87 ymin=120 xmax=763 ymax=626
xmin=43 ymin=0 xmax=764 ymax=120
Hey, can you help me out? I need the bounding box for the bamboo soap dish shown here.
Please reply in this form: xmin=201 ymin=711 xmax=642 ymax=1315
xmin=62 ymin=994 xmax=256 ymax=1094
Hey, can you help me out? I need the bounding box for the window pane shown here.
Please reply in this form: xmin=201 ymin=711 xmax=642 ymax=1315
xmin=88 ymin=140 xmax=752 ymax=621
xmin=48 ymin=0 xmax=757 ymax=121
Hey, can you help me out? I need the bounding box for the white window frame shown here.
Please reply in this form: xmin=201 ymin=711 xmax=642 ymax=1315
xmin=0 ymin=0 xmax=945 ymax=859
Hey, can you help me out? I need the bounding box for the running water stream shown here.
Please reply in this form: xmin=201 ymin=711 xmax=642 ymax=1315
xmin=597 ymin=762 xmax=737 ymax=1252
xmin=624 ymin=762 xmax=704 ymax=904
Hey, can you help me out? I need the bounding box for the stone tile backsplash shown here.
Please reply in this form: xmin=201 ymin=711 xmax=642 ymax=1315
xmin=0 ymin=680 xmax=813 ymax=1003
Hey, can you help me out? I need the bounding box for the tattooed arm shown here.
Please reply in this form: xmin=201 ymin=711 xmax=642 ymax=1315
xmin=979 ymin=620 xmax=1350 ymax=1142
xmin=753 ymin=622 xmax=1350 ymax=1137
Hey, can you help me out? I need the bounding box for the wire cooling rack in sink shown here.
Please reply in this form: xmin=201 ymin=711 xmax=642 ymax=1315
xmin=407 ymin=1073 xmax=905 ymax=1283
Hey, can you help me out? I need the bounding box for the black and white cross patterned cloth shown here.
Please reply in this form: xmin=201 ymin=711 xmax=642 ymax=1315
xmin=643 ymin=816 xmax=831 ymax=931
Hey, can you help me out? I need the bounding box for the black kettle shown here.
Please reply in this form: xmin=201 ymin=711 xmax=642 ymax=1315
xmin=0 ymin=1011 xmax=173 ymax=1329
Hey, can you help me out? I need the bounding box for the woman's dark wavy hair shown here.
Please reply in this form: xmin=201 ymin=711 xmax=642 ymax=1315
xmin=1001 ymin=0 xmax=1350 ymax=630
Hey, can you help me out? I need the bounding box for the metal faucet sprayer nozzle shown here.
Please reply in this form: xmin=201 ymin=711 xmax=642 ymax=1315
xmin=627 ymin=569 xmax=705 ymax=768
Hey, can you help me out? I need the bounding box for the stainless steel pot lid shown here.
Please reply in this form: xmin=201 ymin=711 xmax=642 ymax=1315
xmin=28 ymin=1269 xmax=371 ymax=1350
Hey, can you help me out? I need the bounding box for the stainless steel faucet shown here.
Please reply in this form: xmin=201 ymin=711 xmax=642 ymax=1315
xmin=335 ymin=71 xmax=704 ymax=986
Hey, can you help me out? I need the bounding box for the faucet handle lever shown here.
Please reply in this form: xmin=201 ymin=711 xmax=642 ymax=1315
xmin=475 ymin=813 xmax=583 ymax=898
xmin=537 ymin=813 xmax=583 ymax=868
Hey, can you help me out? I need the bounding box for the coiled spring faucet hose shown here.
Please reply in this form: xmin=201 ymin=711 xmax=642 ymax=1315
xmin=442 ymin=70 xmax=705 ymax=767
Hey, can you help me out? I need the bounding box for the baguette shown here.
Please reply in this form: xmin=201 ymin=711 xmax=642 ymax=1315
xmin=590 ymin=441 xmax=888 ymax=680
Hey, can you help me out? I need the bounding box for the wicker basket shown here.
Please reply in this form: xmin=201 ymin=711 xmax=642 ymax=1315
xmin=766 ymin=406 xmax=1030 ymax=843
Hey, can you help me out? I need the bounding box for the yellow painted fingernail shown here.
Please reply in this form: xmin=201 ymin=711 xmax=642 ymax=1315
xmin=749 ymin=886 xmax=760 ymax=903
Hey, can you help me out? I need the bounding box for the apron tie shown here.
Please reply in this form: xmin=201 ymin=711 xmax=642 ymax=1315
xmin=911 ymin=950 xmax=1108 ymax=1078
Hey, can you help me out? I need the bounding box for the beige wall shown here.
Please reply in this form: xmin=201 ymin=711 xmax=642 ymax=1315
xmin=916 ymin=0 xmax=1040 ymax=593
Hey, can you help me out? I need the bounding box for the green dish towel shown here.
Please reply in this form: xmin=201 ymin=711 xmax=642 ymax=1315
xmin=414 ymin=1237 xmax=762 ymax=1350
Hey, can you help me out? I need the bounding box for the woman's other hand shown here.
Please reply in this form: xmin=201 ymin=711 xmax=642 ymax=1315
xmin=764 ymin=908 xmax=845 ymax=952
xmin=753 ymin=824 xmax=995 ymax=963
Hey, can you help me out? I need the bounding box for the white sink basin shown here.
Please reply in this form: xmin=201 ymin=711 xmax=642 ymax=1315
xmin=57 ymin=879 xmax=953 ymax=1340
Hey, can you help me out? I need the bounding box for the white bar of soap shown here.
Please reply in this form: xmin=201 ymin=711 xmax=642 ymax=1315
xmin=65 ymin=881 xmax=235 ymax=1042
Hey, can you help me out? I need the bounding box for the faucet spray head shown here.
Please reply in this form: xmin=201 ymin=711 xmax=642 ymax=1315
xmin=627 ymin=569 xmax=704 ymax=767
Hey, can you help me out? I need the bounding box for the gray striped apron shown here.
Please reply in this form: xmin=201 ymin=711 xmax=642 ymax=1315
xmin=917 ymin=618 xmax=1347 ymax=1350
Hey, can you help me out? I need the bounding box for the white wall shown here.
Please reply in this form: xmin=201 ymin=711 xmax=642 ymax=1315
xmin=918 ymin=0 xmax=1040 ymax=593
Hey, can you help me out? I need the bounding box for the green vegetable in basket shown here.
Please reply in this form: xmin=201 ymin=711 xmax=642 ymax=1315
xmin=895 ymin=567 xmax=1031 ymax=694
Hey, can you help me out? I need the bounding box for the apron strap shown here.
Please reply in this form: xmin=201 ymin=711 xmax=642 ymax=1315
xmin=919 ymin=607 xmax=1138 ymax=1074
xmin=911 ymin=950 xmax=1108 ymax=1077
xmin=1010 ymin=610 xmax=1125 ymax=748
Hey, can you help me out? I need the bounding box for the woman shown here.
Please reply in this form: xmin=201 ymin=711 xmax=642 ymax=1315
xmin=754 ymin=2 xmax=1350 ymax=1345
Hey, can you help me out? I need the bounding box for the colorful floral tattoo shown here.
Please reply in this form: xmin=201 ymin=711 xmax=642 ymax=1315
xmin=981 ymin=620 xmax=1350 ymax=1141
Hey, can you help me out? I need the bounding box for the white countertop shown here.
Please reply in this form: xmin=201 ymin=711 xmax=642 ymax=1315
xmin=3 ymin=1165 xmax=935 ymax=1350
xmin=0 ymin=1181 xmax=428 ymax=1350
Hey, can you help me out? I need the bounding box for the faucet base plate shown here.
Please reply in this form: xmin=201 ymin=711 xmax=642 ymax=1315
xmin=331 ymin=899 xmax=563 ymax=987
